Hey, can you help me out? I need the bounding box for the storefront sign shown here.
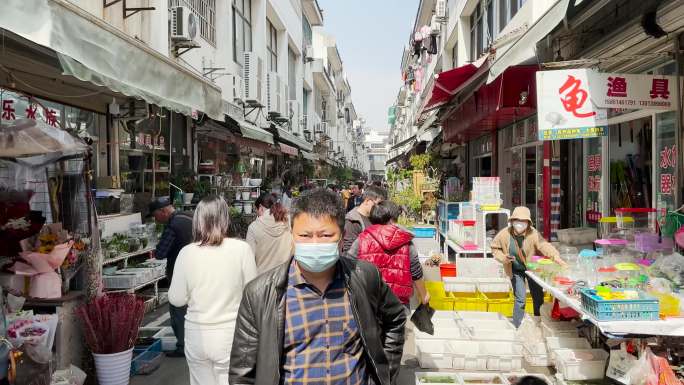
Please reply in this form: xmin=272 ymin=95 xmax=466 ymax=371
xmin=659 ymin=145 xmax=677 ymax=195
xmin=537 ymin=69 xmax=677 ymax=140
xmin=0 ymin=91 xmax=60 ymax=127
xmin=537 ymin=69 xmax=608 ymax=140
xmin=279 ymin=142 xmax=299 ymax=157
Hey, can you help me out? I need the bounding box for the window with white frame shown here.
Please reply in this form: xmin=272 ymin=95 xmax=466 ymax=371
xmin=470 ymin=4 xmax=484 ymax=61
xmin=499 ymin=0 xmax=526 ymax=32
xmin=169 ymin=0 xmax=216 ymax=46
xmin=267 ymin=21 xmax=278 ymax=72
xmin=232 ymin=0 xmax=252 ymax=65
xmin=302 ymin=17 xmax=313 ymax=47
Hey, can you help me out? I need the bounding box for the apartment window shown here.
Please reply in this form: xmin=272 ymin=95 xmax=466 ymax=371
xmin=302 ymin=17 xmax=313 ymax=47
xmin=232 ymin=0 xmax=252 ymax=64
xmin=169 ymin=0 xmax=216 ymax=46
xmin=267 ymin=21 xmax=278 ymax=72
xmin=470 ymin=4 xmax=483 ymax=61
xmin=288 ymin=47 xmax=297 ymax=100
xmin=452 ymin=43 xmax=458 ymax=68
xmin=500 ymin=0 xmax=526 ymax=31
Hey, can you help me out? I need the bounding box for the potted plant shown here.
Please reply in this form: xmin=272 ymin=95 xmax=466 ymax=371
xmin=172 ymin=169 xmax=197 ymax=204
xmin=76 ymin=294 xmax=146 ymax=385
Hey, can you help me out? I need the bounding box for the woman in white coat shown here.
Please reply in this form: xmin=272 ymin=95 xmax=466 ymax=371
xmin=169 ymin=195 xmax=257 ymax=385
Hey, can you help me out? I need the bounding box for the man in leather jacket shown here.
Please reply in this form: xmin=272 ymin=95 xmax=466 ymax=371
xmin=229 ymin=188 xmax=406 ymax=385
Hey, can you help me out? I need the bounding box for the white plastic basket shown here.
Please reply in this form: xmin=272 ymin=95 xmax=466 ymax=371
xmin=554 ymin=349 xmax=609 ymax=380
xmin=459 ymin=372 xmax=509 ymax=385
xmin=476 ymin=278 xmax=512 ymax=293
xmin=461 ymin=319 xmax=516 ymax=331
xmin=416 ymin=319 xmax=466 ymax=340
xmin=468 ymin=328 xmax=519 ymax=342
xmin=447 ymin=341 xmax=486 ymax=371
xmin=455 ymin=311 xmax=506 ymax=321
xmin=480 ymin=341 xmax=523 ymax=371
xmin=455 ymin=258 xmax=504 ymax=278
xmin=432 ymin=311 xmax=458 ymax=320
xmin=415 ymin=372 xmax=462 ymax=385
xmin=541 ymin=320 xmax=580 ymax=339
xmin=416 ymin=340 xmax=454 ymax=369
xmin=524 ymin=341 xmax=548 ymax=355
xmin=546 ymin=337 xmax=592 ymax=364
xmin=443 ymin=277 xmax=478 ymax=293
xmin=523 ymin=346 xmax=551 ymax=367
xmin=152 ymin=327 xmax=177 ymax=352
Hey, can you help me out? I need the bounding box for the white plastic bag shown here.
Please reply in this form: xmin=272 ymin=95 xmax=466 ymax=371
xmin=607 ymin=343 xmax=637 ymax=384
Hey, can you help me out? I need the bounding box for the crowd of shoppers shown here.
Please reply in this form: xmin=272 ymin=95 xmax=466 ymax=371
xmin=151 ymin=180 xmax=417 ymax=385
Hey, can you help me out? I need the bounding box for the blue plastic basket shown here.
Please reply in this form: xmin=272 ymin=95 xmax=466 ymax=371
xmin=131 ymin=339 xmax=163 ymax=375
xmin=580 ymin=288 xmax=660 ymax=321
xmin=411 ymin=226 xmax=436 ymax=238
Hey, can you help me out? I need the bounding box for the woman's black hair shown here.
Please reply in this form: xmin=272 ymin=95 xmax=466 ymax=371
xmin=516 ymin=376 xmax=549 ymax=385
xmin=369 ymin=201 xmax=400 ymax=225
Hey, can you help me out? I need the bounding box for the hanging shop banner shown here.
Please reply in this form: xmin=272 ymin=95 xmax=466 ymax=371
xmin=537 ymin=69 xmax=678 ymax=140
xmin=537 ymin=69 xmax=608 ymax=140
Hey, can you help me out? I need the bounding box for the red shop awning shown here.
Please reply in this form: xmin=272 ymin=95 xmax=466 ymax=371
xmin=279 ymin=142 xmax=299 ymax=156
xmin=421 ymin=64 xmax=479 ymax=113
xmin=443 ymin=65 xmax=539 ymax=144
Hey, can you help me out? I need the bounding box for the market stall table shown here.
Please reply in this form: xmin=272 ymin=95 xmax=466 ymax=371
xmin=526 ymin=271 xmax=684 ymax=337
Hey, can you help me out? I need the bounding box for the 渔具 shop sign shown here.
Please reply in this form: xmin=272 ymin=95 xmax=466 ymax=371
xmin=537 ymin=69 xmax=677 ymax=140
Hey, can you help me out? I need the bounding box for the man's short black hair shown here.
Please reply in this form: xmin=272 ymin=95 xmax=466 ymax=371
xmin=369 ymin=200 xmax=401 ymax=225
xmin=291 ymin=188 xmax=346 ymax=230
xmin=515 ymin=377 xmax=549 ymax=385
xmin=355 ymin=181 xmax=365 ymax=190
xmin=363 ymin=186 xmax=387 ymax=202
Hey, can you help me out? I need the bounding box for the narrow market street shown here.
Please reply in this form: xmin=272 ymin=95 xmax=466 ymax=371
xmin=2 ymin=1 xmax=684 ymax=385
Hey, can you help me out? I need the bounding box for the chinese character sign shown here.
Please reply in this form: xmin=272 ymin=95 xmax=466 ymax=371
xmin=588 ymin=71 xmax=676 ymax=109
xmin=536 ymin=69 xmax=607 ymax=140
xmin=659 ymin=145 xmax=677 ymax=196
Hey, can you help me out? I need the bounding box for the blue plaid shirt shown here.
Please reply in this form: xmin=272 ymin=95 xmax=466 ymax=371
xmin=282 ymin=260 xmax=367 ymax=385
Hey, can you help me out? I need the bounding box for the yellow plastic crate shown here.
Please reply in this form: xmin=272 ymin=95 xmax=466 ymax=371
xmin=452 ymin=291 xmax=488 ymax=312
xmin=525 ymin=293 xmax=553 ymax=314
xmin=482 ymin=291 xmax=514 ymax=317
xmin=426 ymin=281 xmax=457 ymax=311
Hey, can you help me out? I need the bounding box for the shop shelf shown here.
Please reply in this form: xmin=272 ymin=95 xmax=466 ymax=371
xmin=580 ymin=288 xmax=660 ymax=321
xmin=481 ymin=291 xmax=514 ymax=317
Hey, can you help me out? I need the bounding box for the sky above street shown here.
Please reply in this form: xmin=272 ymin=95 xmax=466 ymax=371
xmin=318 ymin=0 xmax=419 ymax=133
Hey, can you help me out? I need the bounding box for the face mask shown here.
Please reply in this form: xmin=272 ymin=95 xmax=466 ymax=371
xmin=294 ymin=242 xmax=340 ymax=273
xmin=512 ymin=221 xmax=529 ymax=233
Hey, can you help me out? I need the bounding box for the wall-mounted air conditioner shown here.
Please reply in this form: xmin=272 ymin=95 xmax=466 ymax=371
xmin=171 ymin=6 xmax=198 ymax=42
xmin=243 ymin=52 xmax=264 ymax=106
xmin=267 ymin=72 xmax=282 ymax=115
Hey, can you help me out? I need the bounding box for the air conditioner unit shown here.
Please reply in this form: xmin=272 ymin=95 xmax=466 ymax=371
xmin=171 ymin=6 xmax=198 ymax=42
xmin=266 ymin=72 xmax=282 ymax=115
xmin=243 ymin=52 xmax=264 ymax=105
xmin=228 ymin=74 xmax=244 ymax=104
xmin=287 ymin=100 xmax=301 ymax=132
xmin=304 ymin=45 xmax=314 ymax=62
xmin=436 ymin=0 xmax=447 ymax=19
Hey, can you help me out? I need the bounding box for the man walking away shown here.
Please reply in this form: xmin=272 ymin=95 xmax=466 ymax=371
xmin=150 ymin=197 xmax=193 ymax=358
xmin=346 ymin=181 xmax=365 ymax=212
xmin=229 ymin=188 xmax=406 ymax=385
xmin=342 ymin=186 xmax=386 ymax=255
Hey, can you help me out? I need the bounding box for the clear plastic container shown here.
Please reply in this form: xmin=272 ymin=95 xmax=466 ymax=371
xmin=599 ymin=216 xmax=634 ymax=239
xmin=454 ymin=220 xmax=477 ymax=249
xmin=615 ymin=208 xmax=657 ymax=235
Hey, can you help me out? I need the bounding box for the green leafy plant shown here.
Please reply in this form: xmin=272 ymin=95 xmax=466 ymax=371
xmin=410 ymin=153 xmax=432 ymax=172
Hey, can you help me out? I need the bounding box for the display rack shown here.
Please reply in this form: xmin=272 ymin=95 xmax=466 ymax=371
xmin=102 ymin=246 xmax=155 ymax=267
xmin=229 ymin=185 xmax=261 ymax=216
xmin=526 ymin=271 xmax=684 ymax=337
xmin=442 ymin=207 xmax=510 ymax=260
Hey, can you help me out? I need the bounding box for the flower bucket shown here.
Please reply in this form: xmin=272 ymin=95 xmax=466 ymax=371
xmin=183 ymin=193 xmax=194 ymax=204
xmin=93 ymin=348 xmax=134 ymax=385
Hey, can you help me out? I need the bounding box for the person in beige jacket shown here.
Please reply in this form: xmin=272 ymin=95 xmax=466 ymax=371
xmin=246 ymin=193 xmax=294 ymax=271
xmin=491 ymin=206 xmax=567 ymax=328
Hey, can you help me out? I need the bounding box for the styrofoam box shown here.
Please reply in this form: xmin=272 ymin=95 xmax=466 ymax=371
xmin=448 ymin=340 xmax=487 ymax=371
xmin=554 ymin=349 xmax=609 ymax=381
xmin=416 ymin=340 xmax=454 ymax=369
xmin=480 ymin=341 xmax=523 ymax=371
xmin=546 ymin=337 xmax=592 ymax=364
xmin=476 ymin=278 xmax=512 ymax=293
xmin=443 ymin=277 xmax=478 ymax=292
xmin=415 ymin=372 xmax=462 ymax=385
xmin=456 ymin=311 xmax=506 ymax=321
xmin=416 ymin=319 xmax=466 ymax=340
xmin=153 ymin=327 xmax=178 ymax=352
xmin=459 ymin=372 xmax=509 ymax=385
xmin=433 ymin=311 xmax=458 ymax=320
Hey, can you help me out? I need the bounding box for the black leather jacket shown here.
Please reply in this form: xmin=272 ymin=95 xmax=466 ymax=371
xmin=229 ymin=256 xmax=407 ymax=385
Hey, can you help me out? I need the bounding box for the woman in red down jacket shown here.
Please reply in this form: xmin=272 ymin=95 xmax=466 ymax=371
xmin=347 ymin=200 xmax=429 ymax=308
